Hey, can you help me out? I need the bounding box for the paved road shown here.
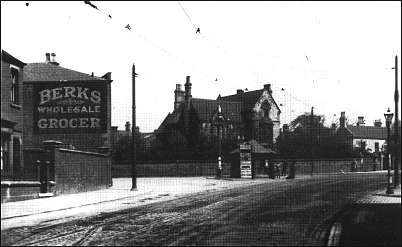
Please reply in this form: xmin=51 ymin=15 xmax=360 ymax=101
xmin=1 ymin=173 xmax=390 ymax=246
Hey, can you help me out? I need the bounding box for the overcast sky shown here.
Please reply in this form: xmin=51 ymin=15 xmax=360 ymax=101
xmin=2 ymin=1 xmax=401 ymax=132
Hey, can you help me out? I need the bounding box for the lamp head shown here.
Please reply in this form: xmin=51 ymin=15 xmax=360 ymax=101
xmin=384 ymin=108 xmax=394 ymax=125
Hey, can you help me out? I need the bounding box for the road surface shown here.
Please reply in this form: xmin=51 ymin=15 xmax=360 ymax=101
xmin=1 ymin=173 xmax=390 ymax=246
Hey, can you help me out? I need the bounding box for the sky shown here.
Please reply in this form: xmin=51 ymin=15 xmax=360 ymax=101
xmin=1 ymin=1 xmax=401 ymax=132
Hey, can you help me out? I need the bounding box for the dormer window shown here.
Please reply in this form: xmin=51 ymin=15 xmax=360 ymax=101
xmin=10 ymin=66 xmax=20 ymax=104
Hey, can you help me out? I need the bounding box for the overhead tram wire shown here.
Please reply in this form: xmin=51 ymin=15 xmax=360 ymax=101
xmin=176 ymin=1 xmax=263 ymax=87
xmin=176 ymin=1 xmax=322 ymax=104
xmin=81 ymin=1 xmax=219 ymax=83
xmin=177 ymin=1 xmax=197 ymax=30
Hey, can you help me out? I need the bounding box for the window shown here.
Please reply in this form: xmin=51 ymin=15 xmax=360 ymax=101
xmin=10 ymin=67 xmax=19 ymax=104
xmin=374 ymin=142 xmax=379 ymax=153
xmin=261 ymin=100 xmax=270 ymax=118
xmin=1 ymin=136 xmax=10 ymax=172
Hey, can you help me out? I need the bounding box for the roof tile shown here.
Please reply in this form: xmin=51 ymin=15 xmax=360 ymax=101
xmin=23 ymin=63 xmax=106 ymax=82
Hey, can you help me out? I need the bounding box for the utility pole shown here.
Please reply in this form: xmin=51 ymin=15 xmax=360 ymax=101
xmin=393 ymin=55 xmax=400 ymax=187
xmin=216 ymin=105 xmax=223 ymax=178
xmin=131 ymin=64 xmax=137 ymax=190
xmin=310 ymin=106 xmax=314 ymax=176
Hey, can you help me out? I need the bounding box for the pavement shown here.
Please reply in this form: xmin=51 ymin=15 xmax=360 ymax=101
xmin=1 ymin=176 xmax=281 ymax=230
xmin=327 ymin=186 xmax=401 ymax=246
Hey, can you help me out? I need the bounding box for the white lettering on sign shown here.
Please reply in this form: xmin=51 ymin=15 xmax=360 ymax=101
xmin=37 ymin=118 xmax=101 ymax=129
xmin=37 ymin=105 xmax=101 ymax=114
xmin=39 ymin=87 xmax=101 ymax=105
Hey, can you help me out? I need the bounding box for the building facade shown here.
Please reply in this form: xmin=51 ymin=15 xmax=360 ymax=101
xmin=1 ymin=50 xmax=26 ymax=178
xmin=2 ymin=51 xmax=113 ymax=180
xmin=336 ymin=113 xmax=387 ymax=154
xmin=348 ymin=117 xmax=387 ymax=153
xmin=155 ymin=76 xmax=281 ymax=157
xmin=22 ymin=53 xmax=113 ymax=153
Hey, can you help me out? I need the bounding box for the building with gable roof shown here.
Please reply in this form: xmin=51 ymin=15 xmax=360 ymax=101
xmin=155 ymin=76 xmax=281 ymax=159
xmin=336 ymin=112 xmax=388 ymax=154
xmin=22 ymin=53 xmax=113 ymax=153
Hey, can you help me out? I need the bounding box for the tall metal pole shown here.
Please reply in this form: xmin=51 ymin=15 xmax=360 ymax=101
xmin=131 ymin=64 xmax=137 ymax=190
xmin=217 ymin=105 xmax=223 ymax=179
xmin=393 ymin=55 xmax=400 ymax=187
xmin=386 ymin=118 xmax=394 ymax=194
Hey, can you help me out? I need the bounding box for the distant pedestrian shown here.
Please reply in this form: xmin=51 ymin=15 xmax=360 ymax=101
xmin=350 ymin=159 xmax=357 ymax=172
xmin=372 ymin=156 xmax=378 ymax=171
xmin=286 ymin=161 xmax=295 ymax=179
xmin=268 ymin=161 xmax=275 ymax=179
xmin=274 ymin=163 xmax=281 ymax=178
xmin=264 ymin=160 xmax=269 ymax=176
xmin=282 ymin=160 xmax=288 ymax=176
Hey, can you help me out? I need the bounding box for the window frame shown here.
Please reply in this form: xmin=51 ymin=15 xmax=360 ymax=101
xmin=10 ymin=65 xmax=21 ymax=105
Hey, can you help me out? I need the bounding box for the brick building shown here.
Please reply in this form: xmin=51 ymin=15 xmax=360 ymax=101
xmin=2 ymin=51 xmax=113 ymax=181
xmin=1 ymin=50 xmax=26 ymax=178
xmin=22 ymin=53 xmax=113 ymax=153
xmin=336 ymin=112 xmax=389 ymax=154
xmin=155 ymin=76 xmax=281 ymax=156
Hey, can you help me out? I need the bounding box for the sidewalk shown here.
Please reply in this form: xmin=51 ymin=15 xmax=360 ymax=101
xmin=327 ymin=186 xmax=401 ymax=246
xmin=1 ymin=176 xmax=279 ymax=230
xmin=357 ymin=186 xmax=401 ymax=203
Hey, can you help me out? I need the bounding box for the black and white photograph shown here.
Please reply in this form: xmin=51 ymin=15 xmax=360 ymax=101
xmin=1 ymin=1 xmax=401 ymax=246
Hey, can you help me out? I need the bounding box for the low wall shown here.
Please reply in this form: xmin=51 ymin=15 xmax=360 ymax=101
xmin=113 ymin=157 xmax=380 ymax=178
xmin=54 ymin=148 xmax=112 ymax=195
xmin=113 ymin=161 xmax=230 ymax=178
xmin=279 ymin=157 xmax=380 ymax=175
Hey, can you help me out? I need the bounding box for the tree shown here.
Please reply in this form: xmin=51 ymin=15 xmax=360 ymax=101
xmin=112 ymin=130 xmax=148 ymax=163
xmin=278 ymin=112 xmax=347 ymax=159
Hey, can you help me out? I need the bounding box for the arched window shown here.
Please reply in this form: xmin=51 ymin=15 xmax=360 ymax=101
xmin=261 ymin=100 xmax=271 ymax=119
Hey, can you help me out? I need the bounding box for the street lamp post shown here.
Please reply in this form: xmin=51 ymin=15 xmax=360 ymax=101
xmin=384 ymin=108 xmax=394 ymax=194
xmin=216 ymin=105 xmax=224 ymax=179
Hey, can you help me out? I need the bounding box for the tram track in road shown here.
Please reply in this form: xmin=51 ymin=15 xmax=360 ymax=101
xmin=2 ymin=173 xmax=389 ymax=246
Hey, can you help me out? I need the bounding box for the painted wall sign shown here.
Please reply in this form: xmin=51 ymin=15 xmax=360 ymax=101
xmin=33 ymin=83 xmax=107 ymax=134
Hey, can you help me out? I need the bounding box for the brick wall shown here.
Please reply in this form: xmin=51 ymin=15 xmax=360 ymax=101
xmin=113 ymin=161 xmax=231 ymax=177
xmin=53 ymin=148 xmax=112 ymax=195
xmin=112 ymin=158 xmax=380 ymax=178
xmin=22 ymin=82 xmax=111 ymax=153
xmin=284 ymin=157 xmax=379 ymax=175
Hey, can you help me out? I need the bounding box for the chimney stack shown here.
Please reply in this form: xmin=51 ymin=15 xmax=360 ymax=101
xmin=264 ymin=84 xmax=272 ymax=94
xmin=174 ymin=84 xmax=185 ymax=110
xmin=184 ymin=76 xmax=192 ymax=108
xmin=374 ymin=119 xmax=382 ymax=127
xmin=125 ymin=121 xmax=131 ymax=132
xmin=339 ymin=111 xmax=346 ymax=128
xmin=48 ymin=53 xmax=59 ymax=65
xmin=45 ymin=53 xmax=51 ymax=62
xmin=237 ymin=89 xmax=244 ymax=95
xmin=357 ymin=116 xmax=365 ymax=126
